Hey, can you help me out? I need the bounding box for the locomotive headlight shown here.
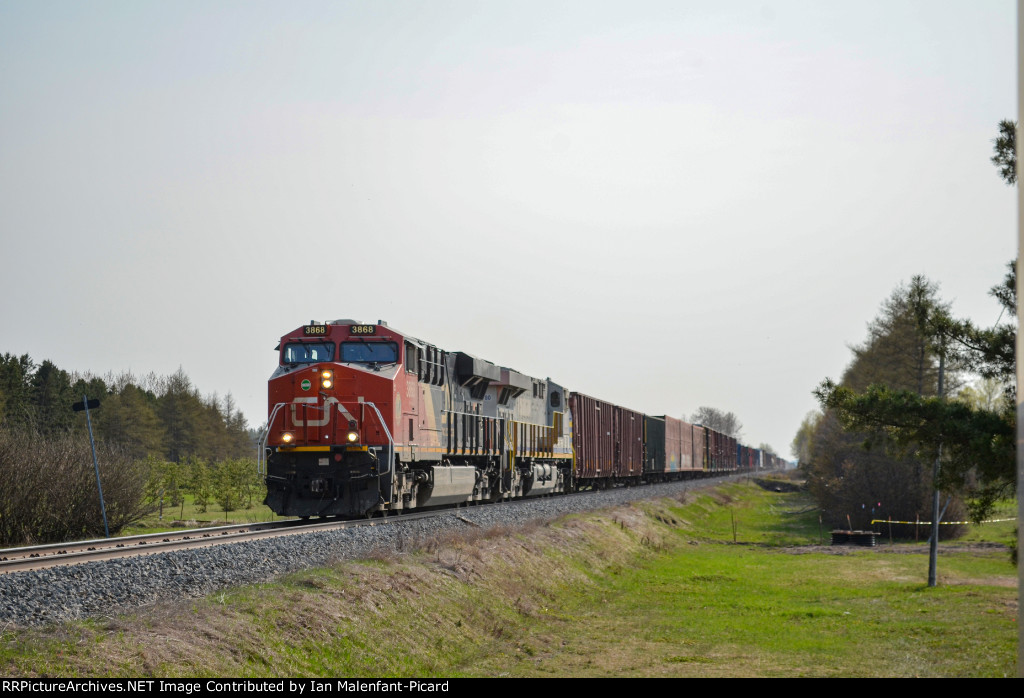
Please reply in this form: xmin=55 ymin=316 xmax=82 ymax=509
xmin=281 ymin=432 xmax=294 ymax=444
xmin=321 ymin=370 xmax=333 ymax=389
xmin=346 ymin=430 xmax=359 ymax=443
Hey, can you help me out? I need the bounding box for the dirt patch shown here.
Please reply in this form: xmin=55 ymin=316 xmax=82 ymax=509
xmin=774 ymin=541 xmax=1013 ymax=557
xmin=873 ymin=542 xmax=1012 ymax=555
xmin=752 ymin=477 xmax=804 ymax=493
xmin=947 ymin=577 xmax=1019 ymax=589
xmin=776 ymin=545 xmax=857 ymax=555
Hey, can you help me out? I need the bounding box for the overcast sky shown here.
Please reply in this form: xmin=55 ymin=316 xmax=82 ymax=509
xmin=0 ymin=1 xmax=1016 ymax=455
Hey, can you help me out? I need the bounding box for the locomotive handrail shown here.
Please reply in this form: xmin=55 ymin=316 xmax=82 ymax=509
xmin=257 ymin=402 xmax=290 ymax=476
xmin=356 ymin=401 xmax=394 ymax=479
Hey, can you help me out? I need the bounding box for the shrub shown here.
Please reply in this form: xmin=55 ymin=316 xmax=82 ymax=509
xmin=0 ymin=427 xmax=150 ymax=545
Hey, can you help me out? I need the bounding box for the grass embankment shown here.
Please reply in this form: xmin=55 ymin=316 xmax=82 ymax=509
xmin=1 ymin=479 xmax=1016 ymax=677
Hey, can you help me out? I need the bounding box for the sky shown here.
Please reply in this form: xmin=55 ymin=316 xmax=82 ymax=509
xmin=0 ymin=0 xmax=1016 ymax=455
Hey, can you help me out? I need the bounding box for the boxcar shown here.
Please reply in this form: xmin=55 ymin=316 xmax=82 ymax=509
xmin=570 ymin=393 xmax=643 ymax=484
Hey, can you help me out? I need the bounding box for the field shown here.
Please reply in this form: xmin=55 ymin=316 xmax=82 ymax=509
xmin=1 ymin=478 xmax=1017 ymax=677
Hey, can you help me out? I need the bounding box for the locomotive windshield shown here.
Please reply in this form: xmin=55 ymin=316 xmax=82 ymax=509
xmin=341 ymin=341 xmax=398 ymax=363
xmin=282 ymin=342 xmax=335 ymax=364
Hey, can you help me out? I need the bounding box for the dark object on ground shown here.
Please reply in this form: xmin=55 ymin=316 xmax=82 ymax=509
xmin=831 ymin=530 xmax=879 ymax=546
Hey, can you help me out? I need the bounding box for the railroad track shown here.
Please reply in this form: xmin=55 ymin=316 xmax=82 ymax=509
xmin=0 ymin=502 xmax=489 ymax=575
xmin=0 ymin=494 xmax=590 ymax=575
xmin=0 ymin=473 xmax=748 ymax=575
xmin=0 ymin=516 xmax=394 ymax=574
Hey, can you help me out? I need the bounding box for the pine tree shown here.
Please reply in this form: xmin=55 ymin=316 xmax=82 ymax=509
xmin=808 ymin=277 xmax=968 ymax=534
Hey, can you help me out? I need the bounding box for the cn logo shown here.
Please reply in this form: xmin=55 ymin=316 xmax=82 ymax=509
xmin=290 ymin=397 xmax=356 ymax=427
xmin=291 ymin=397 xmax=332 ymax=427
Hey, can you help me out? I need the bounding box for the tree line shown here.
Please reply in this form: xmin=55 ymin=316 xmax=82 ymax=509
xmin=0 ymin=357 xmax=256 ymax=462
xmin=797 ymin=122 xmax=1017 ymax=548
xmin=0 ymin=356 xmax=264 ymax=544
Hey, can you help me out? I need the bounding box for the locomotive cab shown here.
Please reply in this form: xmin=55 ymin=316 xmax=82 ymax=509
xmin=262 ymin=320 xmax=402 ymax=518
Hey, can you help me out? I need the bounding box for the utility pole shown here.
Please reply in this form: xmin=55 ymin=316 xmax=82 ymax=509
xmin=73 ymin=395 xmax=110 ymax=538
xmin=1015 ymin=0 xmax=1023 ymax=676
xmin=927 ymin=341 xmax=944 ymax=588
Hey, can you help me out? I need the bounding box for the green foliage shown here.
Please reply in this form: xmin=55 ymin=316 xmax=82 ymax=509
xmin=214 ymin=457 xmax=263 ymax=515
xmin=0 ymin=353 xmax=34 ymax=429
xmin=942 ymin=261 xmax=1016 ymax=396
xmin=142 ymin=456 xmax=185 ymax=508
xmin=991 ymin=119 xmax=1015 ymax=185
xmin=184 ymin=455 xmax=213 ymax=513
xmin=814 ymin=264 xmax=1016 ymax=522
xmin=956 ymin=377 xmax=1009 ymax=412
xmin=156 ymin=369 xmax=206 ymax=463
xmin=842 ymin=276 xmax=954 ymax=395
xmin=29 ymin=360 xmax=75 ymax=435
xmin=143 ymin=454 xmax=264 ymax=518
xmin=816 ymin=382 xmax=1014 ymax=509
xmin=94 ymin=383 xmax=165 ymax=460
xmin=808 ymin=277 xmax=970 ymax=532
xmin=0 ymin=358 xmax=254 ymax=467
xmin=810 ymin=117 xmax=1020 ymax=530
xmin=0 ymin=356 xmax=259 ymax=544
xmin=790 ymin=410 xmax=821 ymax=464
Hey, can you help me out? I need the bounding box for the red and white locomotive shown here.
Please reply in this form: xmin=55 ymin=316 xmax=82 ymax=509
xmin=260 ymin=319 xmax=573 ymax=518
xmin=260 ymin=319 xmax=775 ymax=519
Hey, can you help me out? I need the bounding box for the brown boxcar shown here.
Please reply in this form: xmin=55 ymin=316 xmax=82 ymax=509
xmin=702 ymin=427 xmax=737 ymax=472
xmin=679 ymin=419 xmax=700 ymax=472
xmin=692 ymin=424 xmax=707 ymax=471
xmin=706 ymin=427 xmax=716 ymax=471
xmin=645 ymin=415 xmax=703 ymax=476
xmin=570 ymin=393 xmax=643 ymax=482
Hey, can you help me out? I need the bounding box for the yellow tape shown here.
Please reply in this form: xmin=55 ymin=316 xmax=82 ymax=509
xmin=870 ymin=518 xmax=1017 ymax=525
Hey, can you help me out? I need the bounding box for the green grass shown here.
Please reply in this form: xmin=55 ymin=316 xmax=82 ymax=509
xmin=462 ymin=483 xmax=1016 ymax=677
xmin=671 ymin=480 xmax=823 ymax=545
xmin=1 ymin=481 xmax=1016 ymax=677
xmin=542 ymin=544 xmax=1013 ymax=676
xmin=958 ymin=499 xmax=1018 ymax=546
xmin=120 ymin=494 xmax=287 ymax=537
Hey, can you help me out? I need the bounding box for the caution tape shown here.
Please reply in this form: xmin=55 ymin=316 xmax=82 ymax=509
xmin=870 ymin=517 xmax=1016 ymax=525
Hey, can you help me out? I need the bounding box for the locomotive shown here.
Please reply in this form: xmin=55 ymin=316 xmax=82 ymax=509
xmin=259 ymin=319 xmax=775 ymax=519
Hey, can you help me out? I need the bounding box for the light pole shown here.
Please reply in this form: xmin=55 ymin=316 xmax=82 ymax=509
xmin=73 ymin=395 xmax=110 ymax=539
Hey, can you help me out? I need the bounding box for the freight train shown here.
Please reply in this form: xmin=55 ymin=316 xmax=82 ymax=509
xmin=258 ymin=319 xmax=783 ymax=518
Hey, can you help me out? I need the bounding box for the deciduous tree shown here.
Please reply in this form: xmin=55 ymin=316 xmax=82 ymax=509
xmin=689 ymin=406 xmax=743 ymax=440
